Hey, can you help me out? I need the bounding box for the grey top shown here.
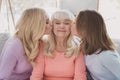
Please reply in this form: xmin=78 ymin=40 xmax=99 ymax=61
xmin=85 ymin=50 xmax=120 ymax=80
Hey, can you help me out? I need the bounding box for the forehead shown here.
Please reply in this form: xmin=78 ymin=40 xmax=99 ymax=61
xmin=52 ymin=11 xmax=74 ymax=21
xmin=54 ymin=19 xmax=72 ymax=22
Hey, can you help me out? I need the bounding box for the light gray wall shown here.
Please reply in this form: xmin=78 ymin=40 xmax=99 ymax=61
xmin=59 ymin=0 xmax=98 ymax=15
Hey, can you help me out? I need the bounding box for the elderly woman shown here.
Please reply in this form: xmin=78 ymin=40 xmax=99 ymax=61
xmin=30 ymin=10 xmax=86 ymax=80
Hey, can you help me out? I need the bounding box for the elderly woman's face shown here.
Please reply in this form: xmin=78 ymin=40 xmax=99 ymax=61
xmin=52 ymin=18 xmax=72 ymax=38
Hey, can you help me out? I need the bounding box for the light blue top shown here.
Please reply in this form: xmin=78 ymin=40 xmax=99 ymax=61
xmin=85 ymin=50 xmax=120 ymax=80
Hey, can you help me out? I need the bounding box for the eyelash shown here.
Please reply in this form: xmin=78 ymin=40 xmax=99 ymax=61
xmin=55 ymin=22 xmax=70 ymax=25
xmin=56 ymin=23 xmax=60 ymax=24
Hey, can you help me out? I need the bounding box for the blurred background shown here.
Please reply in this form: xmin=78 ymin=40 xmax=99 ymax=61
xmin=0 ymin=0 xmax=120 ymax=39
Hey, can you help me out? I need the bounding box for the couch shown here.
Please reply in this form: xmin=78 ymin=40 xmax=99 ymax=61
xmin=0 ymin=33 xmax=10 ymax=54
xmin=0 ymin=33 xmax=120 ymax=55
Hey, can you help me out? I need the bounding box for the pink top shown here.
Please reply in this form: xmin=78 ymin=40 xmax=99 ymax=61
xmin=30 ymin=45 xmax=86 ymax=80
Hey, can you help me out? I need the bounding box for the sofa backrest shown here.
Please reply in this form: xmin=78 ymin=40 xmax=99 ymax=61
xmin=0 ymin=33 xmax=10 ymax=54
xmin=113 ymin=39 xmax=120 ymax=54
xmin=0 ymin=33 xmax=120 ymax=55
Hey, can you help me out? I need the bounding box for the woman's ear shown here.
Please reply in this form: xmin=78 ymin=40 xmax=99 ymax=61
xmin=50 ymin=21 xmax=54 ymax=26
xmin=45 ymin=22 xmax=52 ymax=34
xmin=71 ymin=22 xmax=78 ymax=36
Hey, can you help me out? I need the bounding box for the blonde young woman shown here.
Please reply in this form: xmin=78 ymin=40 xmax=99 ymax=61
xmin=30 ymin=10 xmax=86 ymax=80
xmin=0 ymin=8 xmax=47 ymax=80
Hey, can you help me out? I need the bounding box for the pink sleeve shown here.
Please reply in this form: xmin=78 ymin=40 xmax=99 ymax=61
xmin=74 ymin=52 xmax=87 ymax=80
xmin=30 ymin=45 xmax=44 ymax=80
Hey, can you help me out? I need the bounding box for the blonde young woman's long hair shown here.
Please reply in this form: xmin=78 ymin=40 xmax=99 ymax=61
xmin=15 ymin=8 xmax=46 ymax=64
xmin=43 ymin=10 xmax=80 ymax=57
